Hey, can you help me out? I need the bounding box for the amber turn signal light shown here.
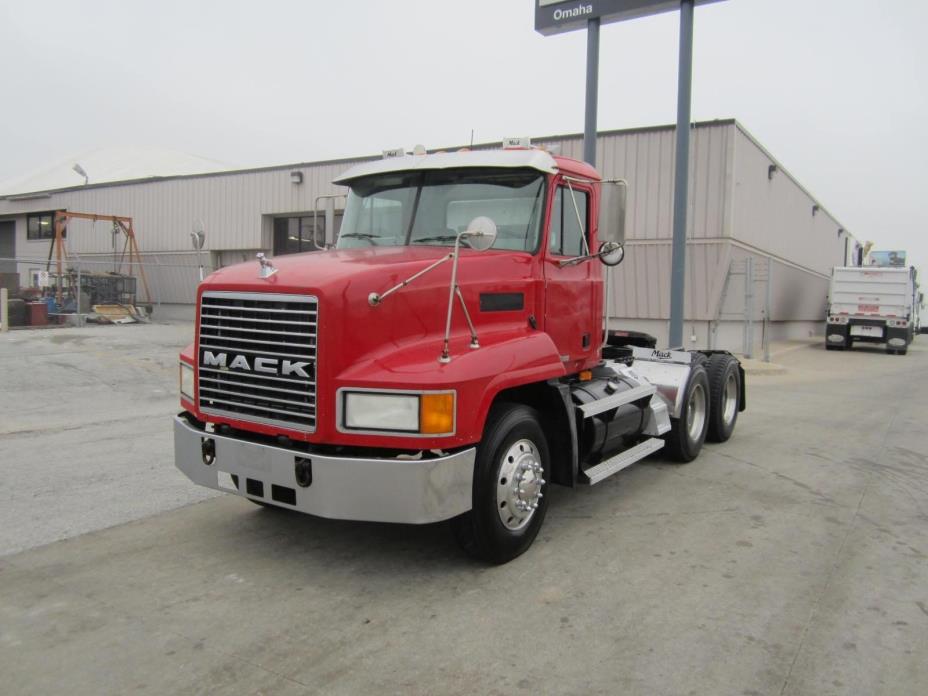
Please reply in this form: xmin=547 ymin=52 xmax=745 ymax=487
xmin=419 ymin=393 xmax=455 ymax=434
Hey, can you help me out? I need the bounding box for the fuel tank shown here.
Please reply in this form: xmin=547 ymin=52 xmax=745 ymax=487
xmin=571 ymin=369 xmax=648 ymax=466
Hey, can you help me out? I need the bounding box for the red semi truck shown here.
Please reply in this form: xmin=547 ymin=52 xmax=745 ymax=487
xmin=174 ymin=146 xmax=745 ymax=563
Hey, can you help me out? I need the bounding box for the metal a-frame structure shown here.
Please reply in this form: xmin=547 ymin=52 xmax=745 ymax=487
xmin=50 ymin=211 xmax=153 ymax=307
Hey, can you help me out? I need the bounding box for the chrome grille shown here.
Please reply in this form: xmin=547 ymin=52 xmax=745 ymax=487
xmin=197 ymin=291 xmax=317 ymax=432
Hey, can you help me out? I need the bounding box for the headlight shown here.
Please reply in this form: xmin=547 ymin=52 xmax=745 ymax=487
xmin=341 ymin=390 xmax=455 ymax=435
xmin=180 ymin=361 xmax=195 ymax=401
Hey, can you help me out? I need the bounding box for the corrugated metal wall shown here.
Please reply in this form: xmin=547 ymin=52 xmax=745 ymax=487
xmin=730 ymin=124 xmax=848 ymax=277
xmin=0 ymin=157 xmax=371 ymax=254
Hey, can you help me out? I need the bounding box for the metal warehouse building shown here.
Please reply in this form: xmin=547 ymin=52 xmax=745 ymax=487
xmin=0 ymin=119 xmax=857 ymax=353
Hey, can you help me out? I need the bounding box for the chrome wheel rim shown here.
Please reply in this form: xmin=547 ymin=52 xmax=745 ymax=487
xmin=496 ymin=438 xmax=545 ymax=531
xmin=722 ymin=371 xmax=738 ymax=426
xmin=686 ymin=383 xmax=707 ymax=442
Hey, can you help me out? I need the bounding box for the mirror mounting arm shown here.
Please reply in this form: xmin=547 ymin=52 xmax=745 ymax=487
xmin=368 ymin=252 xmax=453 ymax=306
xmin=557 ymin=241 xmax=625 ymax=268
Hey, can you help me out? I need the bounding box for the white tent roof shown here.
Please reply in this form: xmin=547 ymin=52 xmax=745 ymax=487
xmin=0 ymin=146 xmax=229 ymax=196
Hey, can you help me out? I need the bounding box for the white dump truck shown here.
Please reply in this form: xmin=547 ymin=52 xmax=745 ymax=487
xmin=826 ymin=265 xmax=920 ymax=355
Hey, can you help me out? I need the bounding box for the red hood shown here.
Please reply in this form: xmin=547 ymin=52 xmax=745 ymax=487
xmin=199 ymin=245 xmax=543 ymax=385
xmin=204 ymin=245 xmax=458 ymax=294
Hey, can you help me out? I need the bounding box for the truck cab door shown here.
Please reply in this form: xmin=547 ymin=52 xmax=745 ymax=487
xmin=543 ymin=182 xmax=601 ymax=372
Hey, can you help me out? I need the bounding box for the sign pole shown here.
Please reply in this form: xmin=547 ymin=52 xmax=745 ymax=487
xmin=583 ymin=17 xmax=600 ymax=166
xmin=668 ymin=0 xmax=694 ymax=348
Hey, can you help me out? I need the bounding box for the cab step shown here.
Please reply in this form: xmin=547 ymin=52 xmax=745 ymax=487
xmin=576 ymin=383 xmax=656 ymax=418
xmin=580 ymin=437 xmax=665 ymax=485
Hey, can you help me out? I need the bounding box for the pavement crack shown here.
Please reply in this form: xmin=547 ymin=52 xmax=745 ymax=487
xmin=0 ymin=412 xmax=170 ymax=438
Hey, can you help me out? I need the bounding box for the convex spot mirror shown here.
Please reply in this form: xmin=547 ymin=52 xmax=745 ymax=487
xmin=190 ymin=228 xmax=205 ymax=250
xmin=598 ymin=241 xmax=625 ymax=267
xmin=463 ymin=216 xmax=497 ymax=251
xmin=599 ymin=180 xmax=627 ymax=247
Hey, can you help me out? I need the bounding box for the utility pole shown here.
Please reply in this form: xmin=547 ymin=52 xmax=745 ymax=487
xmin=668 ymin=0 xmax=695 ymax=348
xmin=583 ymin=17 xmax=600 ymax=166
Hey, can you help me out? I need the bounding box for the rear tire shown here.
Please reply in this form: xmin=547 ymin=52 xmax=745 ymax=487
xmin=451 ymin=403 xmax=550 ymax=564
xmin=663 ymin=364 xmax=710 ymax=463
xmin=706 ymin=354 xmax=741 ymax=443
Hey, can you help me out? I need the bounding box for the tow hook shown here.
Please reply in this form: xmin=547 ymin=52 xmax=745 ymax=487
xmin=294 ymin=457 xmax=313 ymax=487
xmin=201 ymin=437 xmax=216 ymax=466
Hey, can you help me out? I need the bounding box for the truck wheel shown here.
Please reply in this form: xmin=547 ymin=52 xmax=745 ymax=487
xmin=451 ymin=403 xmax=550 ymax=564
xmin=663 ymin=364 xmax=709 ymax=463
xmin=706 ymin=354 xmax=740 ymax=443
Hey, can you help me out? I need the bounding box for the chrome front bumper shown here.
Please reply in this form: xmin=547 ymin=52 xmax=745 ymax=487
xmin=173 ymin=415 xmax=475 ymax=524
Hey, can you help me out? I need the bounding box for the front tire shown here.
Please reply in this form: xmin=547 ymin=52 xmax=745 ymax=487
xmin=451 ymin=404 xmax=550 ymax=564
xmin=663 ymin=364 xmax=710 ymax=462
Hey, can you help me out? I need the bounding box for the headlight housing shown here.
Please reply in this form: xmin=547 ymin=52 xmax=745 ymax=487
xmin=340 ymin=390 xmax=455 ymax=435
xmin=180 ymin=361 xmax=195 ymax=401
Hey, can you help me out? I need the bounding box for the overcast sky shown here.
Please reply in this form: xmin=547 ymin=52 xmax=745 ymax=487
xmin=1 ymin=0 xmax=926 ymax=272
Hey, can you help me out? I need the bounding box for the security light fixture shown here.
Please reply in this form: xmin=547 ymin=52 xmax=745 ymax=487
xmin=812 ymin=204 xmax=820 ymax=217
xmin=72 ymin=163 xmax=89 ymax=185
xmin=838 ymin=228 xmax=845 ymax=238
xmin=290 ymin=171 xmax=303 ymax=184
xmin=767 ymin=164 xmax=778 ymax=180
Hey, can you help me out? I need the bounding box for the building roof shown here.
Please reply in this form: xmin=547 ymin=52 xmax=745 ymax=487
xmin=0 ymin=146 xmax=228 ymax=197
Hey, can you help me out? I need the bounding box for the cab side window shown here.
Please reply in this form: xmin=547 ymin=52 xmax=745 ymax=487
xmin=549 ymin=187 xmax=589 ymax=257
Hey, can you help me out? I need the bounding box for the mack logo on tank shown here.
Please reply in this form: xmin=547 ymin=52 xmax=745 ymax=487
xmin=201 ymin=350 xmax=313 ymax=379
xmin=651 ymin=350 xmax=672 ymax=360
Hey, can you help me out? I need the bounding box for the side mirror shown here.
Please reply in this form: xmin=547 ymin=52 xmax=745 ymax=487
xmin=463 ymin=216 xmax=497 ymax=251
xmin=312 ymin=195 xmax=343 ymax=249
xmin=599 ymin=180 xmax=627 ymax=247
xmin=324 ymin=198 xmax=336 ymax=247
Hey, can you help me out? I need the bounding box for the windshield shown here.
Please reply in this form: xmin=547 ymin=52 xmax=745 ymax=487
xmin=336 ymin=168 xmax=546 ymax=252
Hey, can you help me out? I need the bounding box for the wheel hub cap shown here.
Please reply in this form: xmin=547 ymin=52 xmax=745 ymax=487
xmin=722 ymin=371 xmax=738 ymax=425
xmin=687 ymin=383 xmax=707 ymax=442
xmin=496 ymin=439 xmax=545 ymax=530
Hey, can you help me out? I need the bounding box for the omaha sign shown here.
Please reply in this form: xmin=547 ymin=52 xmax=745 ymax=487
xmin=535 ymin=0 xmax=725 ymax=35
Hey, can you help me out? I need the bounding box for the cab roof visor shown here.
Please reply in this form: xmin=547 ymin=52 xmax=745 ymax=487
xmin=333 ymin=149 xmax=559 ymax=185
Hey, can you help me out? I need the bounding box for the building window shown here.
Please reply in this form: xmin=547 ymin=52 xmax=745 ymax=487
xmin=272 ymin=213 xmax=342 ymax=256
xmin=549 ymin=187 xmax=589 ymax=257
xmin=27 ymin=212 xmax=58 ymax=241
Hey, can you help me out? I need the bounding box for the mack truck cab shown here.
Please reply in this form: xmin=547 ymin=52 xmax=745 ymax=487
xmin=174 ymin=146 xmax=745 ymax=563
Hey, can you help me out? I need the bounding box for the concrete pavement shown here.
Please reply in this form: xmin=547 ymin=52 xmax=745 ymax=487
xmin=1 ymin=326 xmax=926 ymax=695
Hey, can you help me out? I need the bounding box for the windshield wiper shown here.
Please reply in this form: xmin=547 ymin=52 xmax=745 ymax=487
xmin=340 ymin=232 xmax=382 ymax=240
xmin=413 ymin=234 xmax=468 ymax=246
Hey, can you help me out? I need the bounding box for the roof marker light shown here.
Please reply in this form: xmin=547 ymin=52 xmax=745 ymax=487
xmin=502 ymin=136 xmax=531 ymax=149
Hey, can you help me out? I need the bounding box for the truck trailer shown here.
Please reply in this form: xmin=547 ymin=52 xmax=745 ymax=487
xmin=826 ymin=265 xmax=920 ymax=355
xmin=174 ymin=147 xmax=746 ymax=563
